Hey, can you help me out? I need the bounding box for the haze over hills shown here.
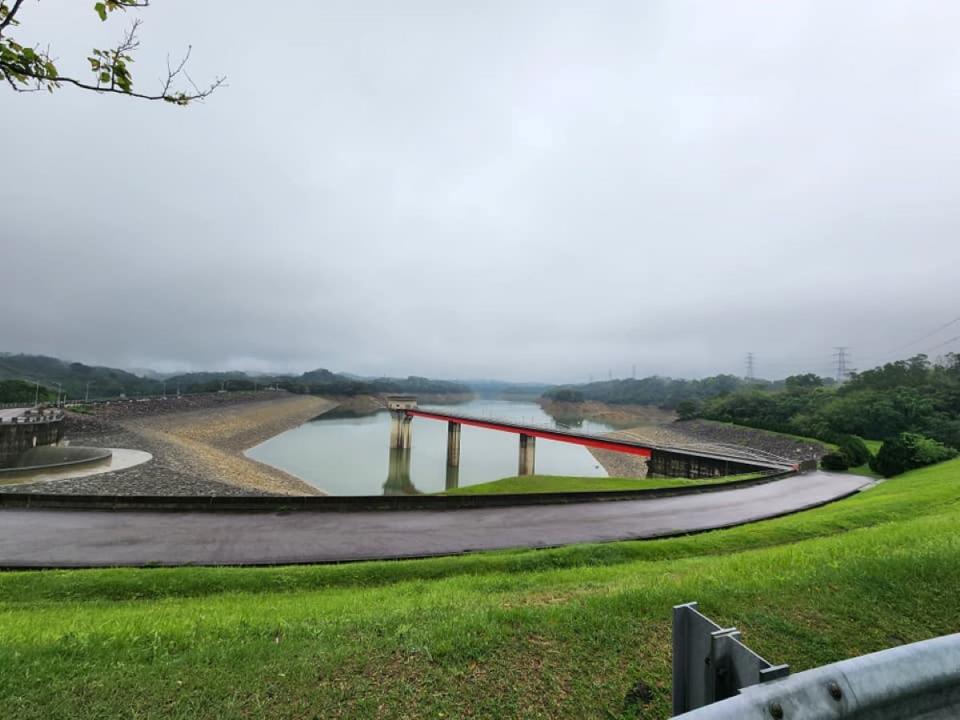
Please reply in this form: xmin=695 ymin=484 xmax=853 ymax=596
xmin=0 ymin=354 xmax=472 ymax=401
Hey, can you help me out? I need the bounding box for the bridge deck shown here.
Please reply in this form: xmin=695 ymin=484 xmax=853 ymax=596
xmin=406 ymin=409 xmax=795 ymax=471
xmin=406 ymin=409 xmax=654 ymax=457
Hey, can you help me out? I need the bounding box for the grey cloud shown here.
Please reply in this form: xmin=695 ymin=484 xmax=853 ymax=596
xmin=3 ymin=1 xmax=960 ymax=381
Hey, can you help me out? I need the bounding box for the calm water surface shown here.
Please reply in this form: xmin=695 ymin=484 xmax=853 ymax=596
xmin=246 ymin=398 xmax=615 ymax=495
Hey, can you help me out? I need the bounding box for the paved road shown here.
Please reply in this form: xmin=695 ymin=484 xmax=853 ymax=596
xmin=0 ymin=473 xmax=871 ymax=568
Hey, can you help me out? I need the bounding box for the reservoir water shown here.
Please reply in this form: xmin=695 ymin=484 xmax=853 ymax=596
xmin=246 ymin=398 xmax=616 ymax=495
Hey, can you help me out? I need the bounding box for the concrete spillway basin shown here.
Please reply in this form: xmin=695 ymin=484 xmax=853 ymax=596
xmin=0 ymin=446 xmax=151 ymax=486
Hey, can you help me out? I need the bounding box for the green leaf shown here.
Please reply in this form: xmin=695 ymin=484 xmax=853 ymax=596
xmin=99 ymin=71 xmax=111 ymax=83
xmin=94 ymin=3 xmax=107 ymax=21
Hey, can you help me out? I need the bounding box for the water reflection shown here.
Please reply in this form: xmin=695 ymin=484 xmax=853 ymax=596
xmin=384 ymin=448 xmax=417 ymax=495
xmin=383 ymin=448 xmax=461 ymax=494
xmin=541 ymin=406 xmax=588 ymax=429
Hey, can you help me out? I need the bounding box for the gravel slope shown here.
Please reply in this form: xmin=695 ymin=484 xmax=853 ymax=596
xmin=0 ymin=394 xmax=336 ymax=496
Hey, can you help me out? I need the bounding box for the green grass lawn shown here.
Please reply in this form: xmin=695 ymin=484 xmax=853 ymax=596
xmin=441 ymin=472 xmax=762 ymax=495
xmin=2 ymin=460 xmax=960 ymax=718
xmin=844 ymin=463 xmax=881 ymax=478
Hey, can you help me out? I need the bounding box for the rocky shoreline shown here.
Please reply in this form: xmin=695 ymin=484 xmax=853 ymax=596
xmin=0 ymin=393 xmax=336 ymax=496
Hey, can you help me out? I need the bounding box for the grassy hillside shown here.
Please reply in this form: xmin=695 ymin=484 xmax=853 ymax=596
xmin=1 ymin=459 xmax=959 ymax=718
xmin=441 ymin=472 xmax=761 ymax=495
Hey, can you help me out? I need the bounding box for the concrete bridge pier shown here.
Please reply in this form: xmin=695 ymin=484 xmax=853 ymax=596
xmin=518 ymin=434 xmax=536 ymax=476
xmin=389 ymin=411 xmax=413 ymax=449
xmin=446 ymin=422 xmax=461 ymax=466
xmin=445 ymin=463 xmax=460 ymax=491
xmin=387 ymin=396 xmax=418 ymax=451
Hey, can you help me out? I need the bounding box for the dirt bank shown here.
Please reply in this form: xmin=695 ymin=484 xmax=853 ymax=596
xmin=121 ymin=395 xmax=337 ymax=495
xmin=539 ymin=399 xmax=676 ymax=429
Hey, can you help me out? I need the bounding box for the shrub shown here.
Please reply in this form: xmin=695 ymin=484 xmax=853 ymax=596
xmin=870 ymin=432 xmax=959 ymax=477
xmin=820 ymin=452 xmax=851 ymax=471
xmin=837 ymin=435 xmax=872 ymax=467
xmin=546 ymin=389 xmax=584 ymax=403
xmin=675 ymin=399 xmax=701 ymax=420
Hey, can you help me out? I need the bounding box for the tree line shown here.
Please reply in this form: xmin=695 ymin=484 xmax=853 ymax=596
xmin=0 ymin=354 xmax=469 ymax=402
xmin=542 ymin=355 xmax=960 ymax=476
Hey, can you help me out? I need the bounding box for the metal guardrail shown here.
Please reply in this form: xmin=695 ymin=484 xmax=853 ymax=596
xmin=672 ymin=603 xmax=960 ymax=719
xmin=3 ymin=389 xmax=286 ymax=411
xmin=0 ymin=410 xmax=64 ymax=425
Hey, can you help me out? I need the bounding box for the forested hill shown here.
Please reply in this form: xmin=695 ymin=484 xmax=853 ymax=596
xmin=543 ymin=354 xmax=960 ymax=454
xmin=698 ymin=355 xmax=960 ymax=449
xmin=0 ymin=354 xmax=159 ymax=400
xmin=0 ymin=353 xmax=469 ymax=401
xmin=542 ymin=374 xmax=796 ymax=408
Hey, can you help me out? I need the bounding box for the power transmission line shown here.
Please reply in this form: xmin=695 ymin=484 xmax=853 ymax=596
xmin=923 ymin=334 xmax=960 ymax=354
xmin=745 ymin=352 xmax=755 ymax=381
xmin=887 ymin=315 xmax=960 ymax=354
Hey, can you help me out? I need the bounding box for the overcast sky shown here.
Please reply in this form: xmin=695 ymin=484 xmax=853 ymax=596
xmin=4 ymin=1 xmax=960 ymax=382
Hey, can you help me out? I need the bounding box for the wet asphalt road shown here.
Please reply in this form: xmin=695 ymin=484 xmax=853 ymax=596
xmin=0 ymin=473 xmax=871 ymax=567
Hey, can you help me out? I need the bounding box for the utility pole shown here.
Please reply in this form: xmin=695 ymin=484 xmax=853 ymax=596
xmin=833 ymin=347 xmax=851 ymax=382
xmin=745 ymin=352 xmax=755 ymax=381
xmin=54 ymin=382 xmax=62 ymax=408
xmin=33 ymin=380 xmax=40 ymax=406
xmin=632 ymin=364 xmax=636 ymax=379
xmin=85 ymin=382 xmax=91 ymax=402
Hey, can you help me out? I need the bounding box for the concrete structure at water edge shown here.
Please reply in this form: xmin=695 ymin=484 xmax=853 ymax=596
xmin=0 ymin=408 xmax=64 ymax=467
xmin=387 ymin=395 xmax=417 ymax=449
xmin=388 ymin=398 xmax=798 ymax=478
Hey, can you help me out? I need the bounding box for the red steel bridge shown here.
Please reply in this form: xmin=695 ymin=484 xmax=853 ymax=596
xmin=386 ymin=398 xmax=797 ymax=479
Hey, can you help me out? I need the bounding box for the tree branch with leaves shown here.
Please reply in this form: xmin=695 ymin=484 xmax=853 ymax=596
xmin=0 ymin=0 xmax=223 ymax=105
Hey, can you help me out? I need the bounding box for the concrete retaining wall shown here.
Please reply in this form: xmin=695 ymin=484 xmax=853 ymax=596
xmin=0 ymin=446 xmax=112 ymax=479
xmin=0 ymin=470 xmax=797 ymax=512
xmin=0 ymin=417 xmax=63 ymax=468
xmin=647 ymin=449 xmax=775 ymax=478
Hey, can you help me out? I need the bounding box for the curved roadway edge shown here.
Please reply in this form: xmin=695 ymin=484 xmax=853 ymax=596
xmin=0 ymin=470 xmax=796 ymax=511
xmin=0 ymin=473 xmax=872 ymax=568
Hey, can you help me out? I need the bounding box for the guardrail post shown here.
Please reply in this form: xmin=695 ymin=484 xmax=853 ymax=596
xmin=672 ymin=602 xmax=789 ymax=715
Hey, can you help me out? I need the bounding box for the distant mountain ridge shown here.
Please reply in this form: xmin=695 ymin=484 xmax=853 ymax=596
xmin=0 ymin=353 xmax=471 ymax=401
xmin=0 ymin=354 xmax=159 ymax=400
